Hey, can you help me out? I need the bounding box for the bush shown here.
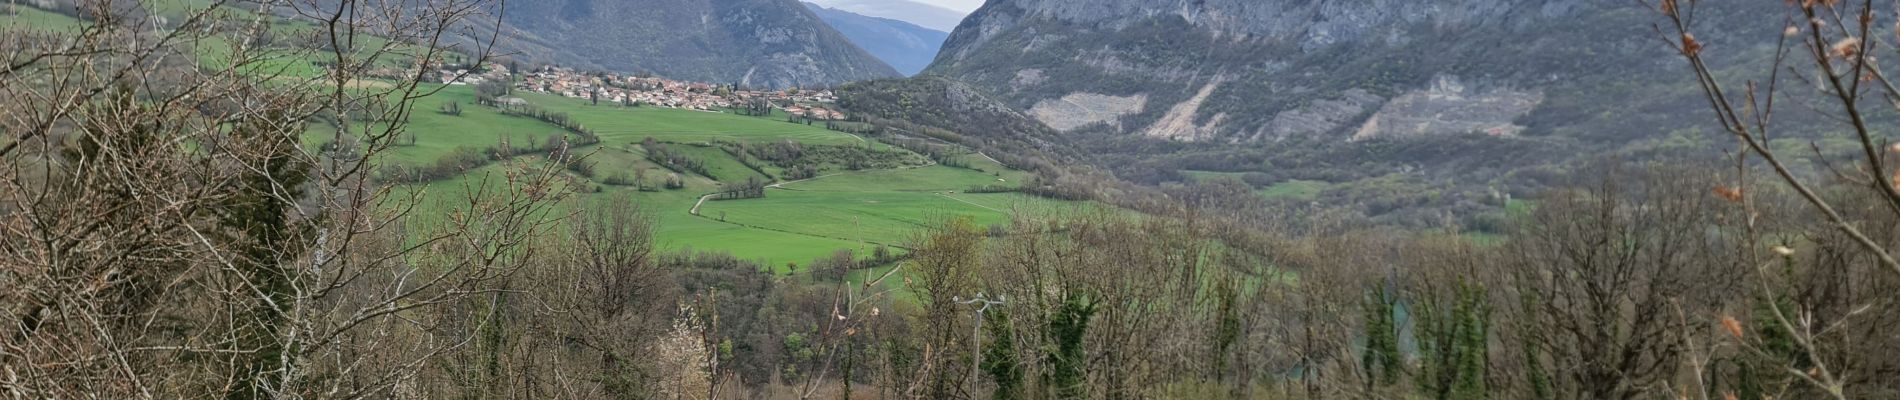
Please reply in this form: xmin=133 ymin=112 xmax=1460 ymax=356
xmin=964 ymin=184 xmax=1016 ymax=194
xmin=603 ymin=171 xmax=635 ymax=186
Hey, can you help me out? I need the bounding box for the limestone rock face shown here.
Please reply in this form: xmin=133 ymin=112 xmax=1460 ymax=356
xmin=1030 ymin=93 xmax=1147 ymax=132
xmin=1351 ymin=76 xmax=1543 ymax=141
xmin=924 ymin=0 xmax=1776 ymax=144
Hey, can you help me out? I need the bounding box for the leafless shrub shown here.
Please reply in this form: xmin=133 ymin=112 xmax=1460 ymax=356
xmin=0 ymin=0 xmax=567 ymax=397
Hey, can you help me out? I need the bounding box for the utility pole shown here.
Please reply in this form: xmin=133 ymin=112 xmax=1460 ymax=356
xmin=955 ymin=293 xmax=1006 ymax=392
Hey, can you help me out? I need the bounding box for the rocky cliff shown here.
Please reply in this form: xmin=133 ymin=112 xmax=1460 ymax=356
xmin=927 ymin=0 xmax=1780 ymax=144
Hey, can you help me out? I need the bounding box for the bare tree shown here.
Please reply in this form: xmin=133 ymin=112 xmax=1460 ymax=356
xmin=1502 ymin=166 xmax=1738 ymax=400
xmin=905 ymin=217 xmax=983 ymax=399
xmin=0 ymin=0 xmax=577 ymax=397
xmin=1653 ymin=0 xmax=1900 ymax=397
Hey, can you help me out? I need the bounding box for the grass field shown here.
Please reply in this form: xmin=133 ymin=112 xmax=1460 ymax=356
xmin=339 ymin=88 xmax=1086 ymax=270
xmin=701 ymin=164 xmax=1077 ymax=245
xmin=1257 ymin=180 xmax=1330 ymax=199
xmin=401 ymin=158 xmax=865 ymax=269
xmin=1181 ymin=170 xmax=1248 ymax=182
xmin=1 ymin=6 xmax=83 ymax=31
xmin=952 ymin=153 xmax=1029 ymax=182
xmin=322 ymin=85 xmax=583 ymax=166
xmin=785 ymin=165 xmax=1010 ymax=192
xmin=664 ymin=144 xmax=767 ymax=182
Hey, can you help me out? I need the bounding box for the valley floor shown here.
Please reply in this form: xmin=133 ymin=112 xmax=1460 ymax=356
xmin=361 ymin=84 xmax=1084 ymax=273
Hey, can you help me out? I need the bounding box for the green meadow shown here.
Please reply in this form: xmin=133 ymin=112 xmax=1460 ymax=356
xmin=701 ymin=187 xmax=1073 ymax=245
xmin=384 ymin=86 xmax=586 ymax=164
xmin=1 ymin=6 xmax=83 ymax=31
xmin=398 ymin=158 xmax=866 ymax=269
xmin=1256 ymin=179 xmax=1330 ymax=199
xmin=662 ymin=144 xmax=769 ymax=182
xmin=336 ymin=85 xmax=1085 ymax=270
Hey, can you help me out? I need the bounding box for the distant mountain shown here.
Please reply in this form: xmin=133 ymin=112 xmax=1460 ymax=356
xmin=825 ymin=0 xmax=1836 ymax=225
xmin=485 ymin=0 xmax=899 ymax=88
xmin=804 ymin=2 xmax=948 ymax=76
xmin=803 ymin=0 xmax=967 ymax=32
xmin=926 ymin=0 xmax=1797 ymax=145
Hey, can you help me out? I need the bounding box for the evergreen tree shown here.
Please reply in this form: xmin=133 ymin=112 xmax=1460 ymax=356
xmin=215 ymin=110 xmax=314 ymax=399
xmin=1211 ymin=275 xmax=1242 ymax=383
xmin=1044 ymin=293 xmax=1097 ymax=400
xmin=1519 ymin=292 xmax=1553 ymax=400
xmin=1737 ymin=255 xmax=1805 ymax=399
xmin=1361 ymin=286 xmax=1403 ymax=389
xmin=1415 ymin=280 xmax=1491 ymax=400
xmin=984 ymin=310 xmax=1023 ymax=400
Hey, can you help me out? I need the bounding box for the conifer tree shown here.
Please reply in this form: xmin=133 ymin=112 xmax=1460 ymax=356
xmin=1045 ymin=293 xmax=1097 ymax=400
xmin=984 ymin=310 xmax=1023 ymax=400
xmin=1361 ymin=286 xmax=1403 ymax=389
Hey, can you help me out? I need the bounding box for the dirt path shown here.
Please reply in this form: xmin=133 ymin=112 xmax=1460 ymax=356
xmin=937 ymin=193 xmax=1004 ymax=213
xmin=766 ymin=172 xmax=847 ymax=189
xmin=972 ymin=151 xmax=1002 ymax=165
xmin=690 ymin=193 xmax=717 ymax=215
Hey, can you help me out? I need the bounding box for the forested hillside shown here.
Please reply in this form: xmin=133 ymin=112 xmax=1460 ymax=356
xmin=847 ymin=0 xmax=1891 ymax=231
xmin=481 ymin=0 xmax=899 ymax=88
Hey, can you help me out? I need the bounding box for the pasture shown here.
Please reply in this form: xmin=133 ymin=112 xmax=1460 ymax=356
xmin=349 ymin=90 xmax=1080 ymax=270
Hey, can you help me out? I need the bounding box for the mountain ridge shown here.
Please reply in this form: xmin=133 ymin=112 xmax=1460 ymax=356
xmin=804 ymin=0 xmax=968 ymax=31
xmin=925 ymin=0 xmax=1790 ymax=144
xmin=485 ymin=0 xmax=899 ymax=88
xmin=804 ymin=2 xmax=949 ymax=76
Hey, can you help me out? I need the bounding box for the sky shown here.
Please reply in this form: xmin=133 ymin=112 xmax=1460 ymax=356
xmin=805 ymin=0 xmax=979 ymax=31
xmin=814 ymin=0 xmax=983 ymax=13
xmin=916 ymin=0 xmax=982 ymax=13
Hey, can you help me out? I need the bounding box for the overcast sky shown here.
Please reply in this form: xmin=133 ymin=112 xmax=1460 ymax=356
xmin=805 ymin=0 xmax=982 ymax=31
xmin=918 ymin=0 xmax=983 ymax=13
xmin=808 ymin=0 xmax=983 ymax=14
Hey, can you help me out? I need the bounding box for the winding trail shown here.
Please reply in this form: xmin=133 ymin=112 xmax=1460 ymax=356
xmin=690 ymin=193 xmax=716 ymax=216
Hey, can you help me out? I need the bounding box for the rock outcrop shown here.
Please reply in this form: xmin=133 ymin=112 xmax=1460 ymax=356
xmin=924 ymin=0 xmax=1778 ymax=145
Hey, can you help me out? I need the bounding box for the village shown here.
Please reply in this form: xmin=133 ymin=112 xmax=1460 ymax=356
xmin=426 ymin=62 xmax=846 ymax=120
